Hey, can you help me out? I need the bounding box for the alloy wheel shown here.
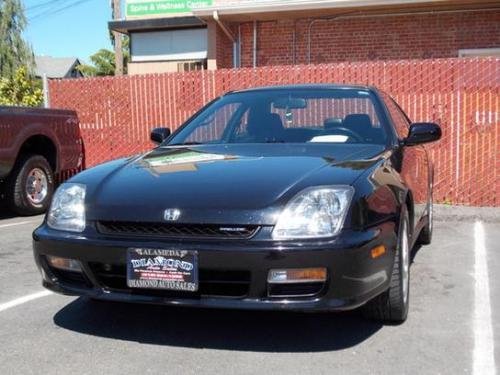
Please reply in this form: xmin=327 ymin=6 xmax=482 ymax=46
xmin=25 ymin=168 xmax=49 ymax=205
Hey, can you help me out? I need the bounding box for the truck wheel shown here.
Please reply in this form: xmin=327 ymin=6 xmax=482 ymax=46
xmin=7 ymin=155 xmax=54 ymax=216
xmin=362 ymin=207 xmax=410 ymax=323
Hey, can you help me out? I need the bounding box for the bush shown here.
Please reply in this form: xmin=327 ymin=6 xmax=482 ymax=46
xmin=0 ymin=66 xmax=43 ymax=107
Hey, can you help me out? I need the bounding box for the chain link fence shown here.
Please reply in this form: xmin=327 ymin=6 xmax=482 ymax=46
xmin=48 ymin=58 xmax=499 ymax=206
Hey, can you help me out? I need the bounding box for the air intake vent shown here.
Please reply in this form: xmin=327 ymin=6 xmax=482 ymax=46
xmin=97 ymin=221 xmax=259 ymax=239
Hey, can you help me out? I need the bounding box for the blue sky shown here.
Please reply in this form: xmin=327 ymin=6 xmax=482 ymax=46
xmin=23 ymin=0 xmax=114 ymax=63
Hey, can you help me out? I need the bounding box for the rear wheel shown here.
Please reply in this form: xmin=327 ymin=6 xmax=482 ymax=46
xmin=362 ymin=207 xmax=410 ymax=323
xmin=7 ymin=154 xmax=55 ymax=216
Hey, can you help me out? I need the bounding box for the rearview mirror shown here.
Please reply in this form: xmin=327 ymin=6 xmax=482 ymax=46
xmin=150 ymin=127 xmax=171 ymax=144
xmin=403 ymin=122 xmax=441 ymax=146
xmin=273 ymin=97 xmax=307 ymax=109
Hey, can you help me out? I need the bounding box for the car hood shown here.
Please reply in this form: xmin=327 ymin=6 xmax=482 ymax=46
xmin=77 ymin=144 xmax=385 ymax=225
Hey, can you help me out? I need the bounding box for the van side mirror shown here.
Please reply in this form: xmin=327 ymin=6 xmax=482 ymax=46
xmin=403 ymin=122 xmax=441 ymax=146
xmin=150 ymin=127 xmax=171 ymax=144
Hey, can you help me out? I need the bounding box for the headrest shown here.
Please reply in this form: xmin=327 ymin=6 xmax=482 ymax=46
xmin=266 ymin=113 xmax=285 ymax=131
xmin=248 ymin=112 xmax=284 ymax=138
xmin=343 ymin=114 xmax=373 ymax=130
xmin=324 ymin=117 xmax=343 ymax=129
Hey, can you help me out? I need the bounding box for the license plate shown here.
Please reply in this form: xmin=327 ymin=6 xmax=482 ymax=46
xmin=126 ymin=248 xmax=198 ymax=292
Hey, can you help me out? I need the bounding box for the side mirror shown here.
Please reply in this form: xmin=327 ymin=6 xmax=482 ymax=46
xmin=150 ymin=127 xmax=171 ymax=144
xmin=403 ymin=122 xmax=441 ymax=146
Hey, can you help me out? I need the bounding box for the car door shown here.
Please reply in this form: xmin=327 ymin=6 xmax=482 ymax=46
xmin=385 ymin=97 xmax=429 ymax=232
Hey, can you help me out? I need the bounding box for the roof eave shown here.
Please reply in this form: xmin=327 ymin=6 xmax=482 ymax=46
xmin=109 ymin=16 xmax=206 ymax=34
xmin=192 ymin=0 xmax=446 ymax=17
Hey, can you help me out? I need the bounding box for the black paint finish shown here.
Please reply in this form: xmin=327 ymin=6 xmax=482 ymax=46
xmin=33 ymin=85 xmax=441 ymax=311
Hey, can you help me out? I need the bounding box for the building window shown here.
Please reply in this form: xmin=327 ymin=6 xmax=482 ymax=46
xmin=130 ymin=28 xmax=208 ymax=63
xmin=177 ymin=60 xmax=208 ymax=72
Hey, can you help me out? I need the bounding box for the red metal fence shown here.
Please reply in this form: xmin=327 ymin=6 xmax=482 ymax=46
xmin=48 ymin=58 xmax=499 ymax=206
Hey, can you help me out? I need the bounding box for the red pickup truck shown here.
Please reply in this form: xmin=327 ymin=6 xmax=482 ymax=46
xmin=0 ymin=106 xmax=84 ymax=215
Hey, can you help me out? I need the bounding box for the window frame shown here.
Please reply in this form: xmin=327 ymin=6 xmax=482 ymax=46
xmin=165 ymin=88 xmax=395 ymax=146
xmin=383 ymin=94 xmax=412 ymax=140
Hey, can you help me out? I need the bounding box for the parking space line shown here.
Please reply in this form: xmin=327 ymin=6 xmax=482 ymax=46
xmin=473 ymin=221 xmax=496 ymax=375
xmin=0 ymin=291 xmax=53 ymax=313
xmin=0 ymin=220 xmax=40 ymax=229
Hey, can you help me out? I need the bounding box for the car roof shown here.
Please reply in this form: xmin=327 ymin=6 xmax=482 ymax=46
xmin=230 ymin=84 xmax=376 ymax=94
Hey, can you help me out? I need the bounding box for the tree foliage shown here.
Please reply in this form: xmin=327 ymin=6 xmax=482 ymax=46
xmin=77 ymin=37 xmax=130 ymax=77
xmin=78 ymin=49 xmax=116 ymax=77
xmin=0 ymin=66 xmax=43 ymax=107
xmin=0 ymin=1 xmax=39 ymax=106
xmin=0 ymin=0 xmax=34 ymax=79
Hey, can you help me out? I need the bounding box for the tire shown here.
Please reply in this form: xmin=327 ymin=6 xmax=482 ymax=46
xmin=418 ymin=193 xmax=433 ymax=245
xmin=6 ymin=154 xmax=55 ymax=216
xmin=362 ymin=206 xmax=411 ymax=323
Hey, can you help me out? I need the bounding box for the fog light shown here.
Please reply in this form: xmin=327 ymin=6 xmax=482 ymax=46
xmin=46 ymin=256 xmax=82 ymax=272
xmin=268 ymin=268 xmax=327 ymax=283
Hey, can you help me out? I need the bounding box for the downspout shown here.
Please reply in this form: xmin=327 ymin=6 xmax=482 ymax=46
xmin=307 ymin=19 xmax=321 ymax=64
xmin=307 ymin=14 xmax=350 ymax=64
xmin=238 ymin=24 xmax=242 ymax=68
xmin=233 ymin=42 xmax=238 ymax=68
xmin=213 ymin=11 xmax=237 ymax=68
xmin=253 ymin=20 xmax=257 ymax=68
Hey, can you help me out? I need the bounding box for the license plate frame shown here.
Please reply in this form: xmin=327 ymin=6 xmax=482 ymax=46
xmin=126 ymin=248 xmax=198 ymax=292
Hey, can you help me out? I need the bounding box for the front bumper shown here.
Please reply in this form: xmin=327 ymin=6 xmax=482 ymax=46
xmin=33 ymin=222 xmax=397 ymax=312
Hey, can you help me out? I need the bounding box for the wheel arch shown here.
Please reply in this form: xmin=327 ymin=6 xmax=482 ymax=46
xmin=16 ymin=135 xmax=58 ymax=173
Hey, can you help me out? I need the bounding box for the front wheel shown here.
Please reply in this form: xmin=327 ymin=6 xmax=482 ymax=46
xmin=362 ymin=207 xmax=411 ymax=323
xmin=7 ymin=154 xmax=55 ymax=216
xmin=418 ymin=194 xmax=433 ymax=245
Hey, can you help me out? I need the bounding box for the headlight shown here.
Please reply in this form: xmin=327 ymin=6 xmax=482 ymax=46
xmin=273 ymin=186 xmax=354 ymax=239
xmin=47 ymin=183 xmax=86 ymax=232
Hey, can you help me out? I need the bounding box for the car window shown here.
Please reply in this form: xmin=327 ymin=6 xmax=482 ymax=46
xmin=182 ymin=102 xmax=243 ymax=144
xmin=271 ymin=98 xmax=381 ymax=129
xmin=168 ymin=89 xmax=388 ymax=145
xmin=385 ymin=96 xmax=411 ymax=139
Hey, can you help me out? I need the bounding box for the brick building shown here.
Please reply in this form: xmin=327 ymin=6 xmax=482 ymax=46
xmin=109 ymin=0 xmax=500 ymax=75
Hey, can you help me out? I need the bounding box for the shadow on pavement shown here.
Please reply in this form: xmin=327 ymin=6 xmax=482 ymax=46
xmin=0 ymin=205 xmax=17 ymax=220
xmin=54 ymin=298 xmax=382 ymax=352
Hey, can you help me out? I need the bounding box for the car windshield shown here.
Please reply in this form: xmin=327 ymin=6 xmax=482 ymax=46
xmin=166 ymin=88 xmax=388 ymax=146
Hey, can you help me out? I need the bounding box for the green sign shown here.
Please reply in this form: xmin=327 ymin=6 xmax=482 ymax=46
xmin=126 ymin=0 xmax=213 ymax=17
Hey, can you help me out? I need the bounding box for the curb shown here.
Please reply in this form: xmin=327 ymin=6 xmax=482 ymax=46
xmin=434 ymin=204 xmax=500 ymax=223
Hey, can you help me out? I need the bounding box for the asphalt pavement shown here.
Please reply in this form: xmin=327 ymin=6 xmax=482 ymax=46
xmin=0 ymin=207 xmax=498 ymax=375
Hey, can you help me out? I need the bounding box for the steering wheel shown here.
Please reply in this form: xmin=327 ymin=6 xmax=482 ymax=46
xmin=326 ymin=127 xmax=364 ymax=142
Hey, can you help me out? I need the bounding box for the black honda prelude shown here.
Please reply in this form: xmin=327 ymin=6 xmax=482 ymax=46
xmin=33 ymin=85 xmax=441 ymax=323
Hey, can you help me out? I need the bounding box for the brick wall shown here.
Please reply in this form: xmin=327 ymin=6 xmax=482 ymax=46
xmin=216 ymin=25 xmax=234 ymax=69
xmin=224 ymin=10 xmax=500 ymax=68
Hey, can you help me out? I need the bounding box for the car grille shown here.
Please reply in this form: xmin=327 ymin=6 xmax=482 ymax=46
xmin=88 ymin=263 xmax=251 ymax=299
xmin=97 ymin=221 xmax=259 ymax=240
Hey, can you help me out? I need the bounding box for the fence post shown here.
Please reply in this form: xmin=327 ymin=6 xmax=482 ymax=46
xmin=42 ymin=73 xmax=50 ymax=108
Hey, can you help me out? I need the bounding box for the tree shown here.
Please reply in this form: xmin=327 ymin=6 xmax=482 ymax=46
xmin=78 ymin=49 xmax=116 ymax=77
xmin=0 ymin=66 xmax=43 ymax=107
xmin=0 ymin=0 xmax=35 ymax=79
xmin=77 ymin=38 xmax=129 ymax=77
xmin=78 ymin=37 xmax=130 ymax=77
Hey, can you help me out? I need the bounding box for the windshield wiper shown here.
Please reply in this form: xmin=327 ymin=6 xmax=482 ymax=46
xmin=166 ymin=141 xmax=203 ymax=146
